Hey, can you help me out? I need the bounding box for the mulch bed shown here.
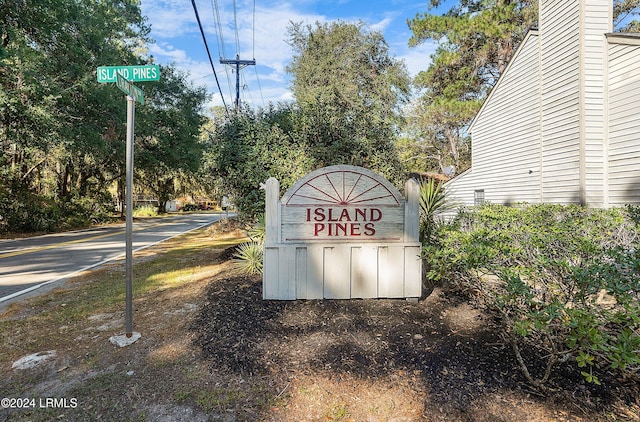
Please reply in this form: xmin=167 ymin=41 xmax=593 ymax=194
xmin=190 ymin=271 xmax=640 ymax=420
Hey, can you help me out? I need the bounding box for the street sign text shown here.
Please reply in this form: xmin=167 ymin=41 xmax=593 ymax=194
xmin=97 ymin=65 xmax=160 ymax=83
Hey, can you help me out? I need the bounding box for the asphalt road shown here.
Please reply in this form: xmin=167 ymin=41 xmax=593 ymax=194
xmin=0 ymin=212 xmax=225 ymax=305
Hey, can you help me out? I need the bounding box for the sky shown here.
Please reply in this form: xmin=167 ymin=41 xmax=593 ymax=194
xmin=139 ymin=0 xmax=454 ymax=111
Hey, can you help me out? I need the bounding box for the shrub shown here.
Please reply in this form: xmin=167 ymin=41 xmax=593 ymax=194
xmin=133 ymin=205 xmax=158 ymax=217
xmin=418 ymin=178 xmax=449 ymax=245
xmin=424 ymin=204 xmax=640 ymax=389
xmin=0 ymin=190 xmax=61 ymax=233
xmin=232 ymin=241 xmax=263 ymax=275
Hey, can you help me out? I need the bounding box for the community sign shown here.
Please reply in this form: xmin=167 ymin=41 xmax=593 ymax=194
xmin=262 ymin=165 xmax=421 ymax=300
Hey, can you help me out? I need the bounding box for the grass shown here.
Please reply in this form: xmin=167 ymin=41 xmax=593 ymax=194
xmin=0 ymin=225 xmax=249 ymax=421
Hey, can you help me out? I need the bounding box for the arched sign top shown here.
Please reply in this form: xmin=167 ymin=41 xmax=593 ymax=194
xmin=281 ymin=165 xmax=404 ymax=206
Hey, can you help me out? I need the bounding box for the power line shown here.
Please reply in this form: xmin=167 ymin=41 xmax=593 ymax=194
xmin=207 ymin=0 xmax=260 ymax=110
xmin=253 ymin=65 xmax=265 ymax=106
xmin=233 ymin=0 xmax=241 ymax=55
xmin=190 ymin=0 xmax=229 ymax=114
xmin=210 ymin=0 xmax=234 ymax=104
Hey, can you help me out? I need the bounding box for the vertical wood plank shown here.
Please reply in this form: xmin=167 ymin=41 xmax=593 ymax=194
xmin=323 ymin=246 xmax=350 ymax=299
xmin=263 ymin=247 xmax=279 ymax=299
xmin=378 ymin=246 xmax=404 ymax=297
xmin=278 ymin=246 xmax=296 ymax=300
xmin=351 ymin=246 xmax=378 ymax=298
xmin=404 ymin=246 xmax=422 ymax=298
xmin=263 ymin=177 xmax=280 ymax=244
xmin=305 ymin=245 xmax=324 ymax=299
xmin=295 ymin=247 xmax=308 ymax=299
xmin=405 ymin=178 xmax=420 ymax=243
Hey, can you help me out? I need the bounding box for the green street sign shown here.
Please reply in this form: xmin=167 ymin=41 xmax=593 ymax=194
xmin=97 ymin=65 xmax=160 ymax=83
xmin=116 ymin=72 xmax=144 ymax=104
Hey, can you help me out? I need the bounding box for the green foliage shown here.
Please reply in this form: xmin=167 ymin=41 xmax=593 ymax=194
xmin=135 ymin=66 xmax=209 ymax=213
xmin=247 ymin=214 xmax=266 ymax=242
xmin=0 ymin=1 xmax=208 ymax=233
xmin=210 ymin=21 xmax=409 ymax=220
xmin=407 ymin=1 xmax=537 ymax=175
xmin=418 ymin=178 xmax=450 ymax=244
xmin=233 ymin=241 xmax=264 ymax=276
xmin=286 ymin=20 xmax=409 ymax=186
xmin=133 ymin=205 xmax=158 ymax=218
xmin=208 ymin=104 xmax=313 ymax=218
xmin=424 ymin=204 xmax=640 ymax=389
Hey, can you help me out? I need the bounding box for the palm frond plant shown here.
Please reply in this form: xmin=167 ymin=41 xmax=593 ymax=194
xmin=419 ymin=178 xmax=450 ymax=244
xmin=232 ymin=241 xmax=263 ymax=275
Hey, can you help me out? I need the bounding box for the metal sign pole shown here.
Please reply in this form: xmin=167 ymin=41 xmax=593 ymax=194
xmin=100 ymin=66 xmax=153 ymax=346
xmin=125 ymin=94 xmax=135 ymax=337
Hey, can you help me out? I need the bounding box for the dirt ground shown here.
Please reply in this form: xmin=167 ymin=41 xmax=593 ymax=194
xmin=1 ymin=229 xmax=639 ymax=421
xmin=191 ymin=272 xmax=639 ymax=421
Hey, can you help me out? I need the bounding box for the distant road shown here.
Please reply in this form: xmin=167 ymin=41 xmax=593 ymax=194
xmin=0 ymin=213 xmax=225 ymax=305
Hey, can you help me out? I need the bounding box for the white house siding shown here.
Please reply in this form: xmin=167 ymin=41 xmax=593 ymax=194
xmin=444 ymin=32 xmax=542 ymax=207
xmin=470 ymin=32 xmax=542 ymax=205
xmin=540 ymin=0 xmax=582 ymax=203
xmin=442 ymin=169 xmax=476 ymax=209
xmin=607 ymin=40 xmax=640 ymax=205
xmin=582 ymin=1 xmax=611 ymax=206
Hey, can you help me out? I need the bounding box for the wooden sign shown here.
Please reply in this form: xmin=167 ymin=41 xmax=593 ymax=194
xmin=262 ymin=165 xmax=421 ymax=300
xmin=280 ymin=167 xmax=406 ymax=242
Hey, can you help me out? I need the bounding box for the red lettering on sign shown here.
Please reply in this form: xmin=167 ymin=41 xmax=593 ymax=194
xmin=364 ymin=223 xmax=375 ymax=236
xmin=339 ymin=208 xmax=351 ymax=221
xmin=370 ymin=208 xmax=382 ymax=221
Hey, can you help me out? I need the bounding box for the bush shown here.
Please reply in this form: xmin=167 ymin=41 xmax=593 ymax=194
xmin=424 ymin=204 xmax=640 ymax=389
xmin=0 ymin=190 xmax=61 ymax=233
xmin=418 ymin=178 xmax=451 ymax=245
xmin=0 ymin=188 xmax=114 ymax=234
xmin=232 ymin=241 xmax=263 ymax=275
xmin=133 ymin=205 xmax=158 ymax=217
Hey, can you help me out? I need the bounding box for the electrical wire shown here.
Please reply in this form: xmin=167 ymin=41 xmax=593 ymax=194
xmin=211 ymin=0 xmax=235 ymax=102
xmin=190 ymin=0 xmax=229 ymax=114
xmin=253 ymin=65 xmax=265 ymax=106
xmin=211 ymin=0 xmax=226 ymax=59
xmin=233 ymin=0 xmax=241 ymax=55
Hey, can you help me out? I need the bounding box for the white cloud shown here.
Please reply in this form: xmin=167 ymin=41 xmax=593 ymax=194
xmin=141 ymin=0 xmax=438 ymax=108
xmin=141 ymin=0 xmax=198 ymax=37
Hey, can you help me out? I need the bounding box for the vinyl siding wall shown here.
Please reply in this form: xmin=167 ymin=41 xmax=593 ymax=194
xmin=608 ymin=42 xmax=640 ymax=205
xmin=540 ymin=0 xmax=582 ymax=203
xmin=466 ymin=32 xmax=541 ymax=205
xmin=582 ymin=1 xmax=611 ymax=206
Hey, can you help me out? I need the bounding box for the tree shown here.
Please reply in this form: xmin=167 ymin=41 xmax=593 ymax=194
xmin=0 ymin=0 xmax=220 ymax=231
xmin=407 ymin=0 xmax=640 ymax=176
xmin=210 ymin=22 xmax=413 ymax=219
xmin=209 ymin=104 xmax=314 ymax=218
xmin=134 ymin=66 xmax=209 ymax=213
xmin=407 ymin=0 xmax=537 ymax=175
xmin=286 ymin=21 xmax=411 ymax=186
xmin=0 ymin=0 xmax=152 ymax=231
xmin=614 ymin=0 xmax=640 ymax=31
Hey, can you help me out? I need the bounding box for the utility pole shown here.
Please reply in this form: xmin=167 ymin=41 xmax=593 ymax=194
xmin=220 ymin=54 xmax=256 ymax=112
